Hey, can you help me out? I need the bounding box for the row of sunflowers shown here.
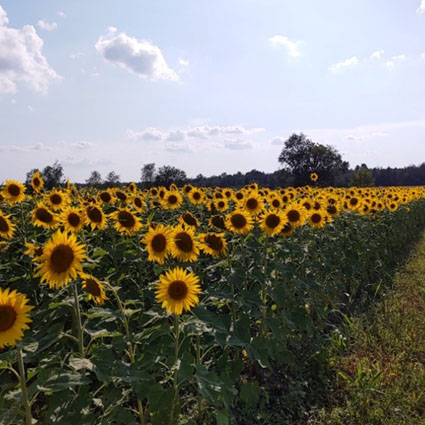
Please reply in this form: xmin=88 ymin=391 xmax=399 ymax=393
xmin=1 ymin=174 xmax=425 ymax=424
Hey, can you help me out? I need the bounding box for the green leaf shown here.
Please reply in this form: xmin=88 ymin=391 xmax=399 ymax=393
xmin=216 ymin=409 xmax=230 ymax=425
xmin=240 ymin=381 xmax=260 ymax=407
xmin=146 ymin=383 xmax=175 ymax=412
xmin=69 ymin=357 xmax=94 ymax=371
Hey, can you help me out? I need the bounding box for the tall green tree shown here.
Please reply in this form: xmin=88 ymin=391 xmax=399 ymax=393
xmin=278 ymin=133 xmax=349 ymax=186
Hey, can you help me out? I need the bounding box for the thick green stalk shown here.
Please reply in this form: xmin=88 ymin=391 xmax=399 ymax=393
xmin=261 ymin=236 xmax=269 ymax=336
xmin=72 ymin=283 xmax=84 ymax=357
xmin=16 ymin=346 xmax=32 ymax=425
xmin=169 ymin=314 xmax=180 ymax=425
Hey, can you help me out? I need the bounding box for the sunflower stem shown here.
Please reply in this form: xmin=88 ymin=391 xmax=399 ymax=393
xmin=169 ymin=314 xmax=180 ymax=425
xmin=72 ymin=283 xmax=84 ymax=358
xmin=195 ymin=333 xmax=203 ymax=424
xmin=16 ymin=345 xmax=32 ymax=425
xmin=227 ymin=254 xmax=236 ymax=326
xmin=261 ymin=235 xmax=269 ymax=336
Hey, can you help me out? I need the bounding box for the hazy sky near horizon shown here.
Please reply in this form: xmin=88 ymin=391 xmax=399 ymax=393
xmin=0 ymin=0 xmax=424 ymax=182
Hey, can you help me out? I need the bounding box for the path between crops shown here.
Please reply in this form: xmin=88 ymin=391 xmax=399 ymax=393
xmin=305 ymin=232 xmax=425 ymax=425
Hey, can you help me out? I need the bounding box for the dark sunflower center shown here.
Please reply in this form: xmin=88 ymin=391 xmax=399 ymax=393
xmin=236 ymin=192 xmax=244 ymax=200
xmin=168 ymin=280 xmax=188 ymax=301
xmin=303 ymin=202 xmax=311 ymax=210
xmin=100 ymin=192 xmax=111 ymax=202
xmin=85 ymin=278 xmax=101 ymax=297
xmin=183 ymin=213 xmax=197 ymax=226
xmin=0 ymin=216 xmax=9 ymax=233
xmin=231 ymin=213 xmax=247 ymax=229
xmin=159 ymin=190 xmax=165 ymax=199
xmin=87 ymin=206 xmax=102 ymax=223
xmin=116 ymin=191 xmax=127 ymax=201
xmin=246 ymin=198 xmax=258 ymax=210
xmin=168 ymin=195 xmax=178 ymax=205
xmin=50 ymin=244 xmax=74 ymax=273
xmin=35 ymin=208 xmax=54 ymax=223
xmin=327 ymin=205 xmax=337 ymax=215
xmin=287 ymin=210 xmax=301 ymax=223
xmin=281 ymin=223 xmax=293 ymax=234
xmin=265 ymin=214 xmax=280 ymax=229
xmin=151 ymin=234 xmax=167 ymax=252
xmin=193 ymin=192 xmax=201 ymax=200
xmin=311 ymin=213 xmax=322 ymax=224
xmin=218 ymin=201 xmax=225 ymax=209
xmin=349 ymin=198 xmax=358 ymax=206
xmin=118 ymin=211 xmax=136 ymax=228
xmin=0 ymin=306 xmax=17 ymax=332
xmin=211 ymin=216 xmax=225 ymax=230
xmin=33 ymin=177 xmax=41 ymax=187
xmin=68 ymin=213 xmax=80 ymax=227
xmin=134 ymin=197 xmax=143 ymax=208
xmin=272 ymin=199 xmax=280 ymax=208
xmin=184 ymin=186 xmax=192 ymax=193
xmin=175 ymin=232 xmax=193 ymax=252
xmin=225 ymin=191 xmax=231 ymax=198
xmin=205 ymin=234 xmax=223 ymax=251
xmin=151 ymin=189 xmax=158 ymax=196
xmin=8 ymin=184 xmax=21 ymax=197
xmin=50 ymin=194 xmax=62 ymax=205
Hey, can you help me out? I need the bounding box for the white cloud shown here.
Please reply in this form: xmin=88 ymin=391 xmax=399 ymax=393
xmin=37 ymin=19 xmax=58 ymax=32
xmin=70 ymin=52 xmax=84 ymax=60
xmin=72 ymin=141 xmax=95 ymax=150
xmin=165 ymin=142 xmax=192 ymax=153
xmin=269 ymin=34 xmax=302 ymax=58
xmin=270 ymin=136 xmax=285 ymax=145
xmin=178 ymin=58 xmax=189 ymax=67
xmin=186 ymin=125 xmax=264 ymax=138
xmin=27 ymin=105 xmax=34 ymax=112
xmin=329 ymin=56 xmax=359 ymax=72
xmin=57 ymin=11 xmax=66 ymax=18
xmin=370 ymin=50 xmax=384 ymax=59
xmin=417 ymin=0 xmax=425 ymax=14
xmin=95 ymin=28 xmax=179 ymax=81
xmin=166 ymin=130 xmax=185 ymax=142
xmin=0 ymin=143 xmax=52 ymax=152
xmin=126 ymin=128 xmax=164 ymax=141
xmin=224 ymin=139 xmax=253 ymax=150
xmin=345 ymin=135 xmax=363 ymax=141
xmin=384 ymin=55 xmax=406 ymax=68
xmin=0 ymin=6 xmax=61 ymax=95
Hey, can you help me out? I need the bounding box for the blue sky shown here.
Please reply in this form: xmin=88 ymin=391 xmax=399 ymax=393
xmin=0 ymin=0 xmax=424 ymax=182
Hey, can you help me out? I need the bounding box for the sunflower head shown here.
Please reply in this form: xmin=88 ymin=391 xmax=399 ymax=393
xmin=141 ymin=224 xmax=172 ymax=264
xmin=61 ymin=207 xmax=86 ymax=233
xmin=310 ymin=172 xmax=319 ymax=182
xmin=201 ymin=233 xmax=228 ymax=257
xmin=32 ymin=203 xmax=58 ymax=230
xmin=80 ymin=273 xmax=108 ymax=305
xmin=179 ymin=212 xmax=199 ymax=228
xmin=31 ymin=171 xmax=44 ymax=193
xmin=85 ymin=204 xmax=107 ymax=230
xmin=260 ymin=210 xmax=287 ymax=236
xmin=45 ymin=190 xmax=69 ymax=211
xmin=110 ymin=208 xmax=142 ymax=235
xmin=225 ymin=209 xmax=254 ymax=235
xmin=155 ymin=267 xmax=201 ymax=315
xmin=170 ymin=225 xmax=201 ymax=263
xmin=2 ymin=180 xmax=26 ymax=205
xmin=0 ymin=212 xmax=15 ymax=240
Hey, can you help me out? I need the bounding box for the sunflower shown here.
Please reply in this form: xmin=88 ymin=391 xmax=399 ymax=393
xmin=163 ymin=191 xmax=183 ymax=210
xmin=35 ymin=230 xmax=87 ymax=289
xmin=310 ymin=172 xmax=318 ymax=182
xmin=128 ymin=182 xmax=137 ymax=193
xmin=0 ymin=288 xmax=33 ymax=349
xmin=31 ymin=171 xmax=44 ymax=193
xmin=326 ymin=203 xmax=340 ymax=218
xmin=98 ymin=189 xmax=114 ymax=205
xmin=80 ymin=273 xmax=108 ymax=305
xmin=61 ymin=207 xmax=86 ymax=233
xmin=269 ymin=196 xmax=283 ymax=210
xmin=308 ymin=210 xmax=328 ymax=229
xmin=155 ymin=267 xmax=201 ymax=315
xmin=2 ymin=180 xmax=26 ymax=205
xmin=200 ymin=233 xmax=228 ymax=257
xmin=225 ymin=209 xmax=253 ymax=235
xmin=283 ymin=203 xmax=307 ymax=228
xmin=141 ymin=224 xmax=173 ymax=264
xmin=132 ymin=195 xmax=145 ymax=212
xmin=0 ymin=212 xmax=15 ymax=239
xmin=189 ymin=189 xmax=204 ymax=205
xmin=259 ymin=211 xmax=287 ymax=236
xmin=214 ymin=198 xmax=229 ymax=212
xmin=24 ymin=242 xmax=44 ymax=259
xmin=110 ymin=208 xmax=142 ymax=235
xmin=280 ymin=222 xmax=295 ymax=238
xmin=208 ymin=215 xmax=226 ymax=231
xmin=45 ymin=190 xmax=69 ymax=211
xmin=179 ymin=212 xmax=199 ymax=228
xmin=85 ymin=204 xmax=107 ymax=230
xmin=32 ymin=203 xmax=58 ymax=230
xmin=387 ymin=201 xmax=399 ymax=212
xmin=240 ymin=191 xmax=264 ymax=215
xmin=114 ymin=189 xmax=128 ymax=203
xmin=170 ymin=225 xmax=201 ymax=263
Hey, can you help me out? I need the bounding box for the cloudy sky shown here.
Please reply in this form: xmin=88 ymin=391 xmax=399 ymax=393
xmin=1 ymin=0 xmax=425 ymax=183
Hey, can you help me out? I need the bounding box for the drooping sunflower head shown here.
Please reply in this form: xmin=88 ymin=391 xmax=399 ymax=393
xmin=200 ymin=232 xmax=228 ymax=257
xmin=2 ymin=180 xmax=26 ymax=205
xmin=35 ymin=230 xmax=87 ymax=289
xmin=170 ymin=225 xmax=201 ymax=263
xmin=32 ymin=203 xmax=58 ymax=230
xmin=179 ymin=212 xmax=199 ymax=228
xmin=85 ymin=204 xmax=107 ymax=230
xmin=141 ymin=224 xmax=172 ymax=264
xmin=110 ymin=208 xmax=142 ymax=235
xmin=80 ymin=273 xmax=108 ymax=305
xmin=208 ymin=215 xmax=226 ymax=231
xmin=260 ymin=210 xmax=287 ymax=236
xmin=0 ymin=212 xmax=15 ymax=240
xmin=225 ymin=209 xmax=254 ymax=235
xmin=155 ymin=267 xmax=201 ymax=315
xmin=61 ymin=207 xmax=86 ymax=233
xmin=31 ymin=171 xmax=44 ymax=193
xmin=0 ymin=288 xmax=33 ymax=349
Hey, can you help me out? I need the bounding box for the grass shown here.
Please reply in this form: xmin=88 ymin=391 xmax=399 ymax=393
xmin=304 ymin=233 xmax=425 ymax=425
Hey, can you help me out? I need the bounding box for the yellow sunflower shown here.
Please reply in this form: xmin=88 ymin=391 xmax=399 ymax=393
xmin=85 ymin=204 xmax=107 ymax=230
xmin=110 ymin=208 xmax=142 ymax=235
xmin=178 ymin=212 xmax=199 ymax=228
xmin=170 ymin=225 xmax=201 ymax=263
xmin=283 ymin=202 xmax=307 ymax=228
xmin=2 ymin=180 xmax=26 ymax=205
xmin=208 ymin=215 xmax=227 ymax=231
xmin=80 ymin=273 xmax=108 ymax=305
xmin=189 ymin=189 xmax=204 ymax=205
xmin=141 ymin=224 xmax=173 ymax=264
xmin=155 ymin=267 xmax=201 ymax=315
xmin=308 ymin=209 xmax=329 ymax=229
xmin=31 ymin=171 xmax=44 ymax=193
xmin=200 ymin=233 xmax=228 ymax=257
xmin=132 ymin=195 xmax=145 ymax=212
xmin=35 ymin=230 xmax=87 ymax=289
xmin=98 ymin=189 xmax=115 ymax=205
xmin=240 ymin=191 xmax=264 ymax=215
xmin=32 ymin=203 xmax=58 ymax=230
xmin=225 ymin=209 xmax=254 ymax=235
xmin=0 ymin=288 xmax=33 ymax=349
xmin=310 ymin=172 xmax=318 ymax=182
xmin=61 ymin=207 xmax=86 ymax=233
xmin=114 ymin=189 xmax=128 ymax=204
xmin=0 ymin=212 xmax=15 ymax=239
xmin=280 ymin=222 xmax=295 ymax=238
xmin=259 ymin=210 xmax=287 ymax=236
xmin=162 ymin=191 xmax=183 ymax=210
xmin=24 ymin=242 xmax=44 ymax=259
xmin=214 ymin=198 xmax=229 ymax=212
xmin=45 ymin=190 xmax=69 ymax=211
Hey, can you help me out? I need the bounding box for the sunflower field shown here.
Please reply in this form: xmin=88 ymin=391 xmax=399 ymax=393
xmin=1 ymin=175 xmax=425 ymax=425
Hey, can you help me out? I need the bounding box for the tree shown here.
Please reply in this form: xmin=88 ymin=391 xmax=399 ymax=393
xmin=86 ymin=170 xmax=102 ymax=186
xmin=42 ymin=161 xmax=65 ymax=189
xmin=154 ymin=165 xmax=187 ymax=187
xmin=278 ymin=133 xmax=349 ymax=186
xmin=105 ymin=171 xmax=120 ymax=186
xmin=350 ymin=165 xmax=375 ymax=187
xmin=140 ymin=163 xmax=156 ymax=188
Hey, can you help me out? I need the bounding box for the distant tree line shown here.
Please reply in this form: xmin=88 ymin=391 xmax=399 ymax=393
xmin=22 ymin=134 xmax=425 ymax=189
